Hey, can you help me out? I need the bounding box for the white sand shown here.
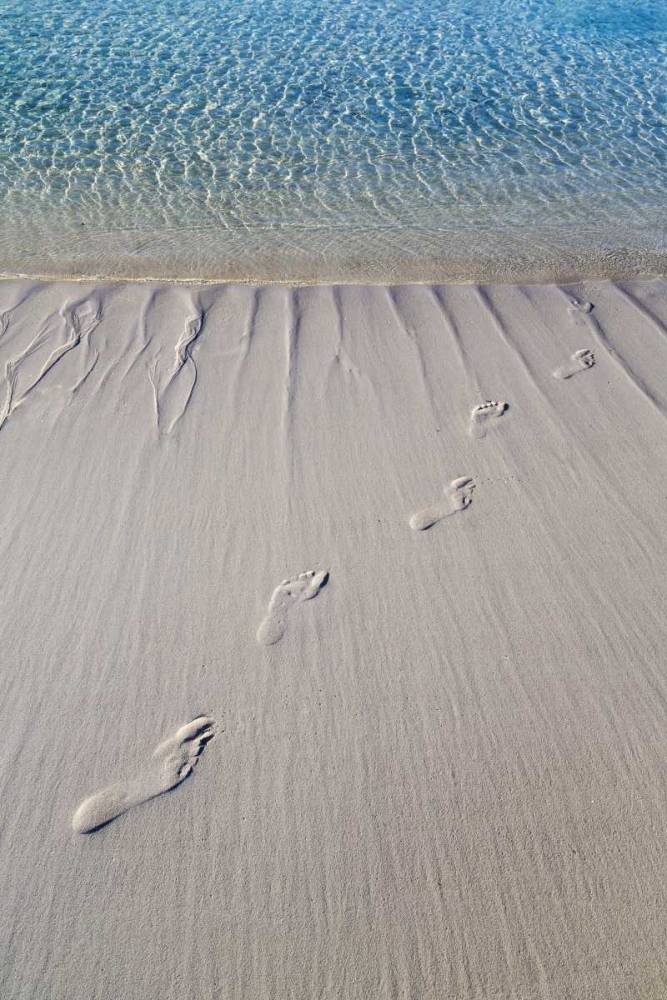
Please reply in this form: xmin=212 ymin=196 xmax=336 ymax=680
xmin=1 ymin=277 xmax=667 ymax=998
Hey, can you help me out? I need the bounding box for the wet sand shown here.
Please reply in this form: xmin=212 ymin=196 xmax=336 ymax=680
xmin=1 ymin=277 xmax=667 ymax=998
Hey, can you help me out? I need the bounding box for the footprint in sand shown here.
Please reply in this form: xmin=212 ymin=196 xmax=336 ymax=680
xmin=410 ymin=476 xmax=475 ymax=531
xmin=257 ymin=570 xmax=329 ymax=646
xmin=568 ymin=298 xmax=593 ymax=314
xmin=468 ymin=400 xmax=508 ymax=439
xmin=553 ymin=349 xmax=595 ymax=380
xmin=72 ymin=716 xmax=215 ymax=834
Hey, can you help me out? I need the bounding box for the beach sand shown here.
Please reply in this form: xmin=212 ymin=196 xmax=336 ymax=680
xmin=1 ymin=276 xmax=667 ymax=998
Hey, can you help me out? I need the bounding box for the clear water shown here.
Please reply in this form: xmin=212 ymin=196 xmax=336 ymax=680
xmin=0 ymin=0 xmax=666 ymax=281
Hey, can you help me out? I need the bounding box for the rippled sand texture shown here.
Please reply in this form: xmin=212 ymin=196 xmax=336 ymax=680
xmin=1 ymin=0 xmax=666 ymax=279
xmin=2 ymin=279 xmax=667 ymax=999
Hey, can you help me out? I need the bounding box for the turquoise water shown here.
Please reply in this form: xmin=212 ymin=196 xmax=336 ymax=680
xmin=0 ymin=0 xmax=666 ymax=280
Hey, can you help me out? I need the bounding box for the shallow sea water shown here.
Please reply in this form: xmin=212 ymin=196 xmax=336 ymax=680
xmin=0 ymin=0 xmax=666 ymax=280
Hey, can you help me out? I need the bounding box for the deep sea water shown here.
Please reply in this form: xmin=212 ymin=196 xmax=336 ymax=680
xmin=0 ymin=0 xmax=666 ymax=280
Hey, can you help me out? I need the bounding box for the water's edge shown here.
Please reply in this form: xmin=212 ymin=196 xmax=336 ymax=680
xmin=2 ymin=257 xmax=665 ymax=285
xmin=2 ymin=226 xmax=666 ymax=285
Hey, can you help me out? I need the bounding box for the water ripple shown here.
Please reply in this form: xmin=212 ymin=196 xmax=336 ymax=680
xmin=0 ymin=0 xmax=666 ymax=279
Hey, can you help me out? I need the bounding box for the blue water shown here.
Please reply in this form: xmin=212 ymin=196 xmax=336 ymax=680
xmin=0 ymin=0 xmax=666 ymax=280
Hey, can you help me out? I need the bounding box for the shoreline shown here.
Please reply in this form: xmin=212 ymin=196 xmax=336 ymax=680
xmin=2 ymin=255 xmax=667 ymax=288
xmin=2 ymin=222 xmax=666 ymax=287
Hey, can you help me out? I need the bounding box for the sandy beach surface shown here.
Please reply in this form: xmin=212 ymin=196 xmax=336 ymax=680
xmin=1 ymin=276 xmax=667 ymax=999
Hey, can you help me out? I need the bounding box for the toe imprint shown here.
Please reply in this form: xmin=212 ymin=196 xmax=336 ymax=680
xmin=468 ymin=400 xmax=508 ymax=438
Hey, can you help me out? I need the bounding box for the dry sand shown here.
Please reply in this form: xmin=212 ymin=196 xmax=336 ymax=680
xmin=1 ymin=276 xmax=667 ymax=998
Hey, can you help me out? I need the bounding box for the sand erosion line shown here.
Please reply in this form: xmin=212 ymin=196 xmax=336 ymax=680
xmin=282 ymin=289 xmax=300 ymax=449
xmin=387 ymin=286 xmax=441 ymax=427
xmin=18 ymin=299 xmax=102 ymax=400
xmin=556 ymin=287 xmax=667 ymax=420
xmin=0 ymin=299 xmax=102 ymax=428
xmin=428 ymin=285 xmax=480 ymax=396
xmin=116 ymin=287 xmax=160 ymax=386
xmin=147 ymin=298 xmax=205 ymax=434
xmin=612 ymin=284 xmax=667 ymax=346
xmin=0 ymin=360 xmax=16 ymax=431
xmin=328 ymin=285 xmax=361 ymax=379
